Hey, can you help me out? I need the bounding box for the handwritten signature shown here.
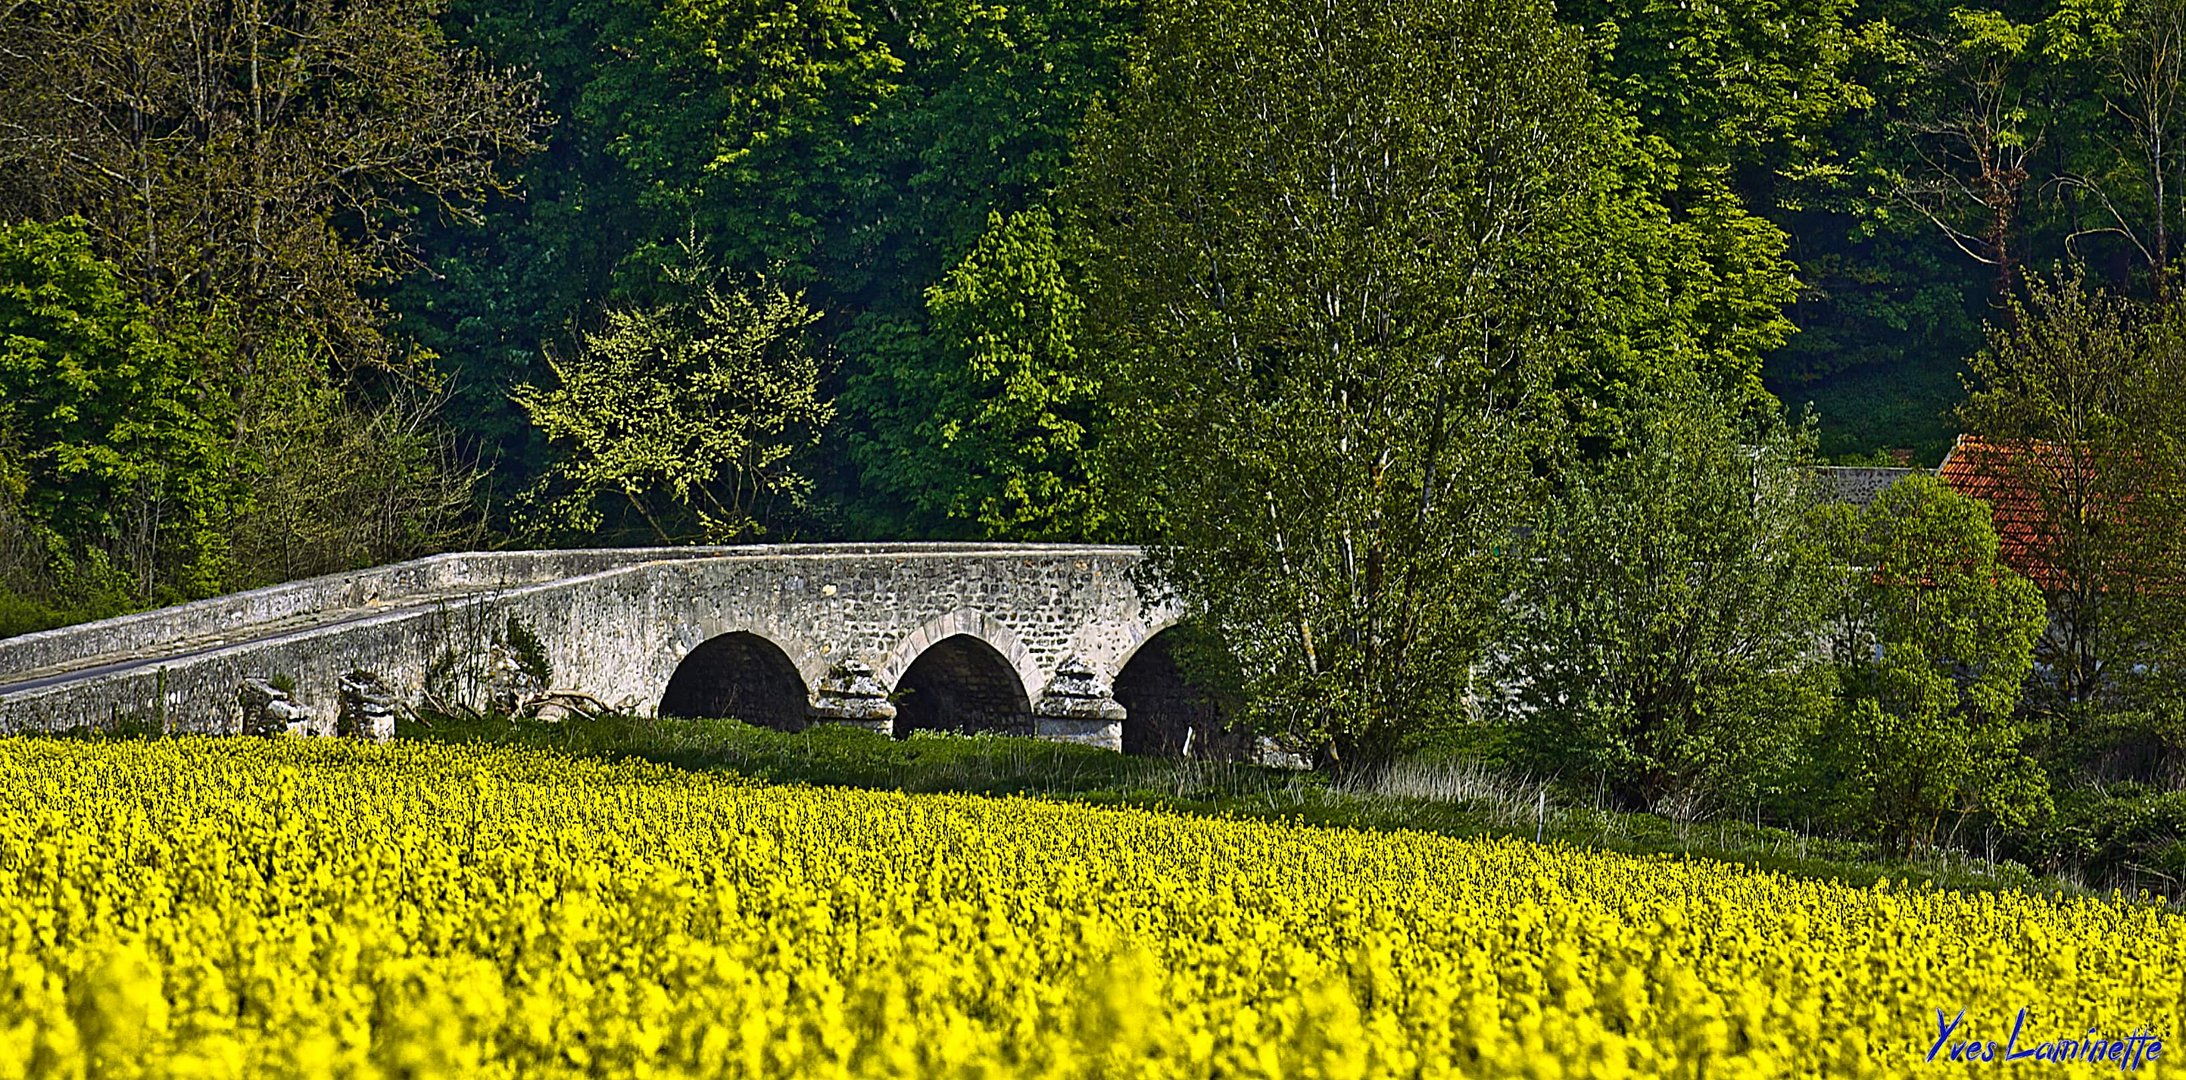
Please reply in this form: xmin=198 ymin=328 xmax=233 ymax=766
xmin=1929 ymin=1007 xmax=2164 ymax=1071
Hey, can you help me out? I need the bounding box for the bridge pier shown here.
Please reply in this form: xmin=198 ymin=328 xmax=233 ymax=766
xmin=1030 ymin=656 xmax=1127 ymax=751
xmin=808 ymin=659 xmax=896 ymax=735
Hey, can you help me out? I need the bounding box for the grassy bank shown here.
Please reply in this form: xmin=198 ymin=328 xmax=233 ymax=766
xmin=400 ymin=709 xmax=2075 ymax=899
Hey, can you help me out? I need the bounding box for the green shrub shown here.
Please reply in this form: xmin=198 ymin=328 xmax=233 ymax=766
xmin=1817 ymin=473 xmax=2050 ymax=851
xmin=2005 ymin=784 xmax=2186 ymax=892
xmin=1493 ymin=397 xmax=1833 ymax=811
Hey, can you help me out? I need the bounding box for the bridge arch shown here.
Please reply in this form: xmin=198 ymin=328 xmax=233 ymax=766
xmin=1109 ymin=610 xmax=1188 ymax=673
xmin=1111 ymin=624 xmax=1248 ymax=759
xmin=879 ymin=609 xmax=1040 ymax=697
xmin=881 ymin=610 xmax=1038 ymax=738
xmin=659 ymin=630 xmax=810 ymax=731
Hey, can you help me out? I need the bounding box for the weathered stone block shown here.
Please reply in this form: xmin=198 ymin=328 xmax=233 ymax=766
xmin=1034 ymin=655 xmax=1126 ymax=722
xmin=809 ymin=658 xmax=897 ymax=735
xmin=238 ymin=678 xmax=311 ymax=737
xmin=336 ymin=671 xmax=396 ymax=742
xmin=1033 ymin=715 xmax=1122 ymax=751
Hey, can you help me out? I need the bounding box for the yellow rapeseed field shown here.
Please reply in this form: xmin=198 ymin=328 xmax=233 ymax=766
xmin=0 ymin=738 xmax=2172 ymax=1079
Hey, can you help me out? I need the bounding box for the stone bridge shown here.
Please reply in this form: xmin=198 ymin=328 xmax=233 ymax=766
xmin=0 ymin=544 xmax=1233 ymax=754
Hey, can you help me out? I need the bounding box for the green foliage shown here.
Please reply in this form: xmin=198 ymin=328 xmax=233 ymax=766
xmin=1818 ymin=473 xmax=2051 ymax=849
xmin=844 ymin=208 xmax=1109 ymax=540
xmin=2004 ymin=782 xmax=2186 ymax=888
xmin=1557 ymin=0 xmax=1997 ymax=460
xmin=1565 ymin=0 xmax=1867 ymax=182
xmin=0 ymin=0 xmax=542 ymax=627
xmin=1493 ymin=397 xmax=1834 ymax=810
xmin=0 ymin=0 xmax=543 ymax=371
xmin=1079 ymin=0 xmax=1571 ymax=765
xmin=572 ymin=0 xmax=901 ymax=287
xmin=387 ymin=0 xmax=2186 ymax=535
xmin=1077 ymin=0 xmax=1800 ymax=765
xmin=0 ymin=220 xmax=242 ymax=611
xmin=512 ymin=263 xmax=830 ymax=543
xmin=1863 ymin=6 xmax=2048 ymax=302
xmin=2039 ymin=0 xmax=2186 ymax=291
xmin=407 ymin=0 xmax=1138 ymax=526
xmin=222 ymin=339 xmax=489 ymax=586
xmin=1778 ymin=348 xmax=1969 ymax=465
xmin=0 ymin=590 xmax=108 ymax=639
xmin=500 ymin=615 xmax=554 ymax=689
xmin=1770 ymin=0 xmax=2186 ymax=455
xmin=1959 ymin=272 xmax=2186 ymax=720
xmin=1573 ymin=166 xmax=1801 ymax=438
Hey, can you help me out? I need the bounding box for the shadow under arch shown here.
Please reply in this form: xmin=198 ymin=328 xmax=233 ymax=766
xmin=659 ymin=631 xmax=809 ymax=730
xmin=893 ymin=634 xmax=1032 ymax=738
xmin=1113 ymin=625 xmax=1251 ymax=759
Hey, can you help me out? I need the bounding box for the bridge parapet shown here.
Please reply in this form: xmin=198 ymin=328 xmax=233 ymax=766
xmin=0 ymin=547 xmax=716 ymax=684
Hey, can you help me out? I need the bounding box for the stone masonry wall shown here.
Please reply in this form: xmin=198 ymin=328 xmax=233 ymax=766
xmin=1814 ymin=466 xmax=1927 ymax=508
xmin=0 ymin=545 xmax=1178 ymax=750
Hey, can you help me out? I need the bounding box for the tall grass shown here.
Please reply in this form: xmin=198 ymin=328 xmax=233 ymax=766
xmin=400 ymin=709 xmax=2083 ymax=900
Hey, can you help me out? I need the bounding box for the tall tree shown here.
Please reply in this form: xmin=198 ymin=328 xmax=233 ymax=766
xmin=843 ymin=208 xmax=1109 ymax=541
xmin=1958 ymin=271 xmax=2186 ymax=721
xmin=0 ymin=0 xmax=542 ymax=367
xmin=0 ymin=219 xmax=242 ymax=614
xmin=2048 ymin=0 xmax=2186 ymax=293
xmin=1560 ymin=0 xmax=1867 ymax=202
xmin=1078 ymin=0 xmax=1798 ymax=765
xmin=396 ymin=0 xmax=895 ymax=488
xmin=0 ymin=0 xmax=541 ymax=601
xmin=404 ymin=0 xmax=1136 ymax=535
xmin=1879 ymin=9 xmax=2049 ymax=306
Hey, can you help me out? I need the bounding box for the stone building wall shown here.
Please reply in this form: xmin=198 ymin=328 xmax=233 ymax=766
xmin=1813 ymin=466 xmax=1928 ymax=507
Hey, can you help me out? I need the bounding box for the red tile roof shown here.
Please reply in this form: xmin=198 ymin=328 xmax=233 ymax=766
xmin=1937 ymin=435 xmax=2100 ymax=591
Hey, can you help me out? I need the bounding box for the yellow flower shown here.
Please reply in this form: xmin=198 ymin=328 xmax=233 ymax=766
xmin=0 ymin=738 xmax=2171 ymax=1078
